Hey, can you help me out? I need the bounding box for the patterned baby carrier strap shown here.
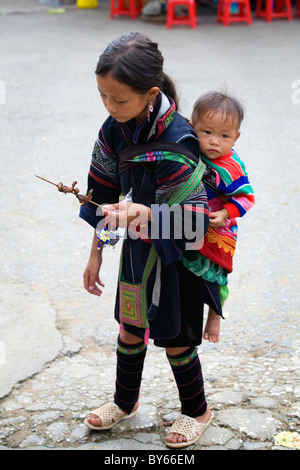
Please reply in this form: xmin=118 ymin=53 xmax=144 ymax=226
xmin=118 ymin=140 xmax=199 ymax=175
xmin=118 ymin=141 xmax=206 ymax=343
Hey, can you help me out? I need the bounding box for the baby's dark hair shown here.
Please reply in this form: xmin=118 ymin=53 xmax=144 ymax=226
xmin=192 ymin=90 xmax=244 ymax=129
xmin=95 ymin=32 xmax=179 ymax=109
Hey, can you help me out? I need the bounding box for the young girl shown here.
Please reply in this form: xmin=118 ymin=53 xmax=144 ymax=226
xmin=80 ymin=33 xmax=223 ymax=448
xmin=191 ymin=91 xmax=255 ymax=343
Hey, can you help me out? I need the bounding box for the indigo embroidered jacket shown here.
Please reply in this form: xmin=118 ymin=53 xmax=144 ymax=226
xmin=80 ymin=92 xmax=221 ymax=345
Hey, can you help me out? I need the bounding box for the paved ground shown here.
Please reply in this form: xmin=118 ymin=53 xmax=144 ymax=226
xmin=0 ymin=0 xmax=299 ymax=452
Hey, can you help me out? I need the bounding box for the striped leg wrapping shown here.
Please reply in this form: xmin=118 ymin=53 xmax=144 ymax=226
xmin=114 ymin=336 xmax=147 ymax=415
xmin=167 ymin=347 xmax=207 ymax=418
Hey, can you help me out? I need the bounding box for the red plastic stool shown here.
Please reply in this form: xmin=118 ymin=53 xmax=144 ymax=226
xmin=217 ymin=0 xmax=252 ymax=25
xmin=255 ymin=0 xmax=293 ymax=21
xmin=110 ymin=0 xmax=143 ymax=19
xmin=166 ymin=0 xmax=197 ymax=28
xmin=296 ymin=0 xmax=300 ymax=17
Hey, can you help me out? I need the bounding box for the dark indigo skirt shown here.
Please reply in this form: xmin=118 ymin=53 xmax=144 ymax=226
xmin=122 ymin=261 xmax=222 ymax=348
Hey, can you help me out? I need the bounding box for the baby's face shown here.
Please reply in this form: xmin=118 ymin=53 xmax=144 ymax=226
xmin=193 ymin=112 xmax=240 ymax=160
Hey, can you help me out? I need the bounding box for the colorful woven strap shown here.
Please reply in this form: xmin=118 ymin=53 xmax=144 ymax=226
xmin=168 ymin=158 xmax=206 ymax=205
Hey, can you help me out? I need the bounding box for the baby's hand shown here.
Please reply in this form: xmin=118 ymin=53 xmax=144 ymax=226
xmin=209 ymin=208 xmax=229 ymax=227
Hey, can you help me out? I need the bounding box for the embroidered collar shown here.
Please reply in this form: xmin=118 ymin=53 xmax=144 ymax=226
xmin=126 ymin=92 xmax=176 ymax=144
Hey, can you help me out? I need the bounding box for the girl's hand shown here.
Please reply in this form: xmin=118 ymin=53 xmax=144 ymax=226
xmin=102 ymin=200 xmax=152 ymax=229
xmin=83 ymin=254 xmax=105 ymax=296
xmin=83 ymin=231 xmax=105 ymax=296
xmin=209 ymin=208 xmax=229 ymax=228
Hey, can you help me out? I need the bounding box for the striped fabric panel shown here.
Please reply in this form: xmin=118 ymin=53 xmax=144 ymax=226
xmin=204 ymin=150 xmax=247 ymax=185
xmin=216 ymin=174 xmax=253 ymax=196
xmin=202 ymin=150 xmax=255 ymax=218
xmin=89 ymin=136 xmax=120 ymax=190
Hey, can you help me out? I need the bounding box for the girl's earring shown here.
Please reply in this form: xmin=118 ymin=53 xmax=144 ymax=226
xmin=147 ymin=101 xmax=154 ymax=122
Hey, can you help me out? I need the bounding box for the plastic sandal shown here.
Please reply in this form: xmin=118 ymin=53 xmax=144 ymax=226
xmin=84 ymin=403 xmax=138 ymax=431
xmin=165 ymin=414 xmax=212 ymax=448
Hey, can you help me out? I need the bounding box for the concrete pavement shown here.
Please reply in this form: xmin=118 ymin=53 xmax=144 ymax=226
xmin=0 ymin=0 xmax=299 ymax=451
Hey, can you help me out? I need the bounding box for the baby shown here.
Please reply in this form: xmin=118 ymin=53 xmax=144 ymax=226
xmin=192 ymin=91 xmax=255 ymax=342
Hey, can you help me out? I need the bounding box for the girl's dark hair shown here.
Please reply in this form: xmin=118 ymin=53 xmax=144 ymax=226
xmin=95 ymin=32 xmax=179 ymax=109
xmin=192 ymin=90 xmax=244 ymax=128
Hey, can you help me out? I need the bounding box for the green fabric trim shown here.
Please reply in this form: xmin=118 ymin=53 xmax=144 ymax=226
xmin=180 ymin=252 xmax=228 ymax=285
xmin=117 ymin=342 xmax=147 ymax=355
xmin=168 ymin=159 xmax=206 ymax=205
xmin=167 ymin=347 xmax=198 ymax=367
xmin=219 ymin=284 xmax=229 ymax=307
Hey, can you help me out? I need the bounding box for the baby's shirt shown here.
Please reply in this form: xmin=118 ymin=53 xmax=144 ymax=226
xmin=201 ymin=149 xmax=255 ymax=219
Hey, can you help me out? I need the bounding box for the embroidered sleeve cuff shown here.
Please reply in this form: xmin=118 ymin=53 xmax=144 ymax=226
xmin=79 ymin=203 xmax=104 ymax=229
xmin=223 ymin=202 xmax=241 ymax=219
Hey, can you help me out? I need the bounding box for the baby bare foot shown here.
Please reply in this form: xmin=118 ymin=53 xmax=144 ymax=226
xmin=203 ymin=309 xmax=220 ymax=343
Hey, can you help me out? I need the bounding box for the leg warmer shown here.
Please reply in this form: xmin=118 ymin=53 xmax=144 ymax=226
xmin=167 ymin=347 xmax=207 ymax=418
xmin=114 ymin=336 xmax=147 ymax=415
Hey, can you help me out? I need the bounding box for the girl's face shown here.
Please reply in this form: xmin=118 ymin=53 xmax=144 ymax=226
xmin=193 ymin=112 xmax=240 ymax=160
xmin=96 ymin=73 xmax=158 ymax=125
